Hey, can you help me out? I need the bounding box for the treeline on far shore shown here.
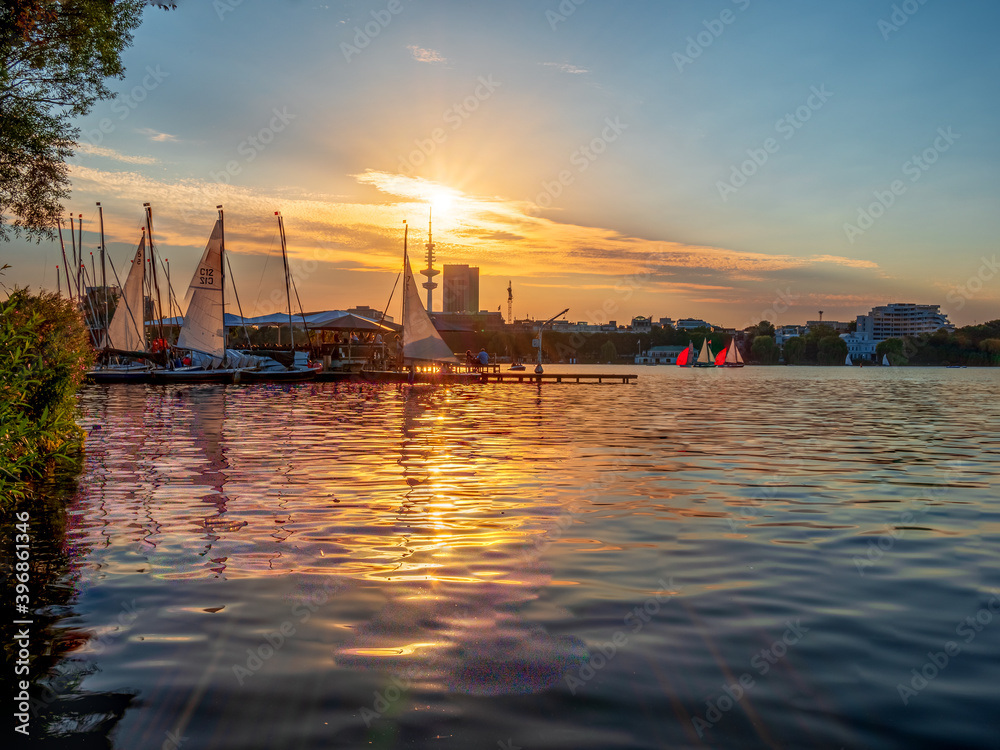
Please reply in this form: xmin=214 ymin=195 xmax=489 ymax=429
xmin=1 ymin=282 xmax=93 ymax=504
xmin=439 ymin=318 xmax=1000 ymax=366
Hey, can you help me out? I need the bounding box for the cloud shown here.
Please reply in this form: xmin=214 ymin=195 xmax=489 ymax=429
xmin=65 ymin=164 xmax=888 ymax=323
xmin=542 ymin=62 xmax=589 ymax=75
xmin=73 ymin=143 xmax=160 ymax=165
xmin=137 ymin=128 xmax=179 ymax=143
xmin=407 ymin=45 xmax=447 ymax=64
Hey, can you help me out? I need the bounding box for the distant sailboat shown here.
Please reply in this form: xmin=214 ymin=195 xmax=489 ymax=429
xmin=401 ymin=223 xmax=458 ymax=369
xmin=693 ymin=337 xmax=716 ymax=368
xmin=676 ymin=341 xmax=694 ymax=367
xmin=882 ymin=353 xmax=891 ymax=366
xmin=719 ymin=339 xmax=745 ymax=368
xmin=845 ymin=353 xmax=853 ymax=366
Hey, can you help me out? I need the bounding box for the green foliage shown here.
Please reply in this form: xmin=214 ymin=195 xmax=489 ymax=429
xmin=876 ymin=338 xmax=905 ymax=360
xmin=817 ymin=335 xmax=848 ymax=366
xmin=599 ymin=340 xmax=618 ymax=362
xmin=783 ymin=336 xmax=806 ymax=365
xmin=753 ymin=320 xmax=776 ymax=338
xmin=0 ymin=288 xmax=93 ymax=502
xmin=1 ymin=0 xmax=147 ymax=240
xmin=751 ymin=335 xmax=778 ymax=365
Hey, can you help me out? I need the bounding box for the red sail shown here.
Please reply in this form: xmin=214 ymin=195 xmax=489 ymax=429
xmin=676 ymin=347 xmax=690 ymax=366
xmin=714 ymin=347 xmax=727 ymax=366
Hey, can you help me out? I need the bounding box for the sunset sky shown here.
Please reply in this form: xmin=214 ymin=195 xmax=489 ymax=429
xmin=6 ymin=0 xmax=1000 ymax=326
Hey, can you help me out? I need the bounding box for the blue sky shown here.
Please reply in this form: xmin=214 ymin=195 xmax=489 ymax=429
xmin=6 ymin=0 xmax=999 ymax=326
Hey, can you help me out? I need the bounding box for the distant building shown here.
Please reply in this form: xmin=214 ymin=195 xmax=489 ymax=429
xmin=840 ymin=303 xmax=953 ymax=362
xmin=442 ymin=264 xmax=479 ymax=314
xmin=635 ymin=345 xmax=686 ymax=365
xmin=656 ymin=317 xmax=674 ymax=329
xmin=860 ymin=303 xmax=953 ymax=340
xmin=676 ymin=318 xmax=713 ymax=331
xmin=775 ymin=325 xmax=808 ymax=347
xmin=347 ymin=305 xmax=393 ymax=324
xmin=806 ymin=320 xmax=851 ymax=332
xmin=630 ymin=316 xmax=652 ymax=333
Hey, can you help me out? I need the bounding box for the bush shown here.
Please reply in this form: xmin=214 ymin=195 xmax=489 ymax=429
xmin=1 ymin=289 xmax=93 ymax=502
xmin=751 ymin=335 xmax=778 ymax=365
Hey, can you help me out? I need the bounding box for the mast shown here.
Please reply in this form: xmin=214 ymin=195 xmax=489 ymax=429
xmin=402 ymin=221 xmax=409 ymax=334
xmin=57 ymin=219 xmax=71 ymax=299
xmin=276 ymin=211 xmax=293 ymax=350
xmin=98 ymin=202 xmax=108 ymax=333
xmin=77 ymin=214 xmax=83 ymax=299
xmin=144 ymin=203 xmax=166 ymax=344
xmin=69 ymin=215 xmax=77 ymax=297
xmin=217 ymin=205 xmax=227 ymax=353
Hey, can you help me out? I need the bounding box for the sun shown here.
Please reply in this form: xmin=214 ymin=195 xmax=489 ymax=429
xmin=427 ymin=186 xmax=457 ymax=215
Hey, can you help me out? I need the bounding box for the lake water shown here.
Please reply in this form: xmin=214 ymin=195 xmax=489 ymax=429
xmin=10 ymin=366 xmax=1000 ymax=749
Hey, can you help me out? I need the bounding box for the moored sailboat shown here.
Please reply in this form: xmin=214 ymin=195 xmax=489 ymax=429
xmin=400 ymin=222 xmax=459 ymax=374
xmin=151 ymin=207 xmax=251 ymax=384
xmin=239 ymin=212 xmax=317 ymax=383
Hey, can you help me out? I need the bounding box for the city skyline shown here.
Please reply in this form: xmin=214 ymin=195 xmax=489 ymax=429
xmin=4 ymin=0 xmax=999 ymax=326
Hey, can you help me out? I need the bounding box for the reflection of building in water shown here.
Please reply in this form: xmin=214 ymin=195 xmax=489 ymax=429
xmin=333 ymin=389 xmax=586 ymax=696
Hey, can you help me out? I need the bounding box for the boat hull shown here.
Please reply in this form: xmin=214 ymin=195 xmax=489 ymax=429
xmin=150 ymin=368 xmax=238 ymax=384
xmin=719 ymin=363 xmax=745 ymax=368
xmin=86 ymin=368 xmax=152 ymax=384
xmin=239 ymin=367 xmax=317 ymax=383
xmin=693 ymin=363 xmax=716 ymax=368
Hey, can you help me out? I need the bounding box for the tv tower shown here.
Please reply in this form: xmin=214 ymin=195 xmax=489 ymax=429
xmin=420 ymin=208 xmax=439 ymax=312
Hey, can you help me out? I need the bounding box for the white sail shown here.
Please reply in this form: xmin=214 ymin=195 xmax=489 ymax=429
xmin=177 ymin=220 xmax=226 ymax=366
xmin=725 ymin=339 xmax=743 ymax=365
xmin=402 ymin=250 xmax=457 ymax=364
xmin=699 ymin=338 xmax=712 ymax=364
xmin=101 ymin=234 xmax=146 ymax=351
xmin=882 ymin=353 xmax=890 ymax=366
xmin=846 ymin=353 xmax=853 ymax=366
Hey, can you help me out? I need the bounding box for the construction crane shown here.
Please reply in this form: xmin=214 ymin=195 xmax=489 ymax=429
xmin=507 ymin=280 xmax=513 ymax=324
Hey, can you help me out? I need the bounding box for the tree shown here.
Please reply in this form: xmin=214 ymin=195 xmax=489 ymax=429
xmin=599 ymin=340 xmax=617 ymax=362
xmin=783 ymin=336 xmax=805 ymax=365
xmin=817 ymin=336 xmax=848 ymax=366
xmin=751 ymin=335 xmax=778 ymax=365
xmin=754 ymin=320 xmax=776 ymax=338
xmin=876 ymin=338 xmax=905 ymax=362
xmin=1 ymin=1 xmax=157 ymax=241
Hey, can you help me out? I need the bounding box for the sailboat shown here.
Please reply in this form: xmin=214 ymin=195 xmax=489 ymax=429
xmin=400 ymin=222 xmax=459 ymax=376
xmin=845 ymin=353 xmax=854 ymax=366
xmin=86 ymin=230 xmax=158 ymax=382
xmin=882 ymin=353 xmax=891 ymax=366
xmin=240 ymin=212 xmax=317 ymax=383
xmin=151 ymin=208 xmax=251 ymax=383
xmin=693 ymin=337 xmax=716 ymax=368
xmin=718 ymin=339 xmax=745 ymax=368
xmin=675 ymin=341 xmax=695 ymax=367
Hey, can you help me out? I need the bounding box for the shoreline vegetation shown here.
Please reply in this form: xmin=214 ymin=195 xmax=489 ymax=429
xmin=1 ymin=283 xmax=93 ymax=505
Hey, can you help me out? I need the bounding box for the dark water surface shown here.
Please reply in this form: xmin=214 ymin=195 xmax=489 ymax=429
xmin=12 ymin=367 xmax=1000 ymax=748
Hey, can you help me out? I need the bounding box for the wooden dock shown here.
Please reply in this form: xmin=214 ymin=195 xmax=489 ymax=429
xmin=313 ymin=370 xmax=636 ymax=385
xmin=481 ymin=371 xmax=637 ymax=384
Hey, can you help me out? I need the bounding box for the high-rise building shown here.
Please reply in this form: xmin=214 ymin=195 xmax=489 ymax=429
xmin=442 ymin=264 xmax=479 ymax=314
xmin=859 ymin=303 xmax=953 ymax=340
